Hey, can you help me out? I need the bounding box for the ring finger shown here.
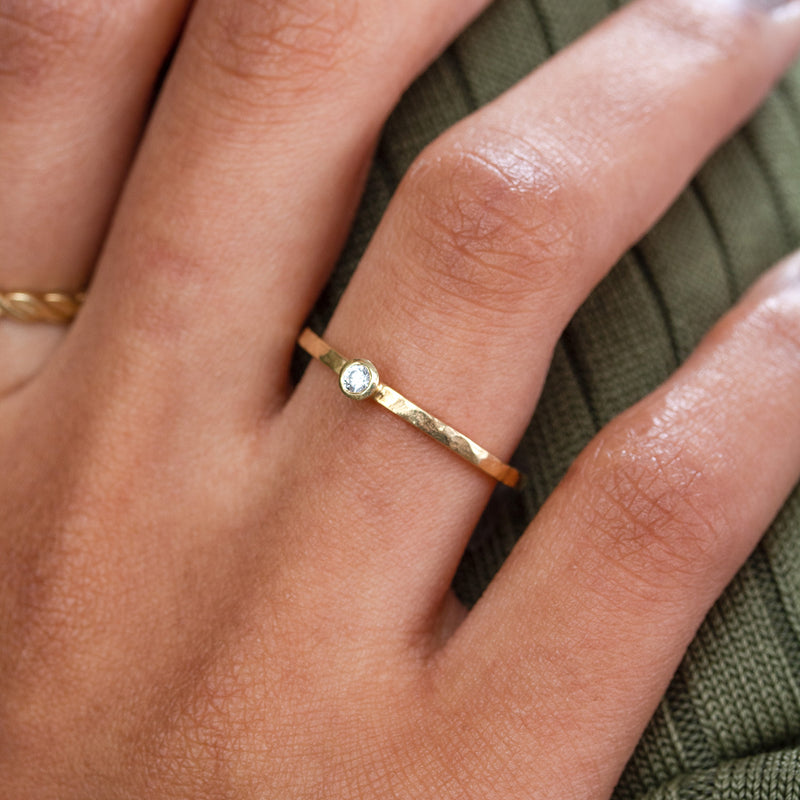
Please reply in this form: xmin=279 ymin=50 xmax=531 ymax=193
xmin=286 ymin=0 xmax=800 ymax=626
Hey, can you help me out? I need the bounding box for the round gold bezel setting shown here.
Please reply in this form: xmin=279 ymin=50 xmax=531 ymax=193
xmin=339 ymin=359 xmax=380 ymax=400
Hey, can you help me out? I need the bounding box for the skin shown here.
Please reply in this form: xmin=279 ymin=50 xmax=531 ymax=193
xmin=1 ymin=0 xmax=800 ymax=796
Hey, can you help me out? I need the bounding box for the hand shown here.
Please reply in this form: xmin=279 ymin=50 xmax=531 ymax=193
xmin=2 ymin=0 xmax=800 ymax=796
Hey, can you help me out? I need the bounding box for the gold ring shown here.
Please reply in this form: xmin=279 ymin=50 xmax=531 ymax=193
xmin=298 ymin=328 xmax=522 ymax=489
xmin=0 ymin=291 xmax=85 ymax=323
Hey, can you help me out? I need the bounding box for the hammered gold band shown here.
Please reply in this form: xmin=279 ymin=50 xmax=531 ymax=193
xmin=298 ymin=328 xmax=521 ymax=489
xmin=0 ymin=291 xmax=85 ymax=323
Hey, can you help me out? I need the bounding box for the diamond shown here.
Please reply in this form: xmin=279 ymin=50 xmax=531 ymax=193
xmin=340 ymin=361 xmax=376 ymax=398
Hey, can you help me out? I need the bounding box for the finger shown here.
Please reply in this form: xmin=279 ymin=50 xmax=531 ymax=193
xmin=434 ymin=253 xmax=800 ymax=798
xmin=0 ymin=0 xmax=189 ymax=392
xmin=284 ymin=0 xmax=800 ymax=626
xmin=67 ymin=0 xmax=493 ymax=417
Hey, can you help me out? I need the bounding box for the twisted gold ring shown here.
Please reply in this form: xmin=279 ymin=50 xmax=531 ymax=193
xmin=298 ymin=328 xmax=521 ymax=488
xmin=0 ymin=291 xmax=85 ymax=323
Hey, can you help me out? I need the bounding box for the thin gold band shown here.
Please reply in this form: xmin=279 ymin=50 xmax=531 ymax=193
xmin=0 ymin=291 xmax=85 ymax=323
xmin=298 ymin=328 xmax=521 ymax=489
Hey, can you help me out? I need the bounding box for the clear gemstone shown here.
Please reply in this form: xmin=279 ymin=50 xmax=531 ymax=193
xmin=341 ymin=363 xmax=372 ymax=396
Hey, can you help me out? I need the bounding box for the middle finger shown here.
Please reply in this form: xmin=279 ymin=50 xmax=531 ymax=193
xmin=63 ymin=0 xmax=493 ymax=417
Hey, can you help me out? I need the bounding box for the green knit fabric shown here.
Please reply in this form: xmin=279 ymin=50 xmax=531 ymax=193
xmin=305 ymin=0 xmax=800 ymax=796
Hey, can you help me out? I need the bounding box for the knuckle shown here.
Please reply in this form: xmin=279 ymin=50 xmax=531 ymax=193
xmin=0 ymin=0 xmax=106 ymax=84
xmin=394 ymin=139 xmax=581 ymax=318
xmin=188 ymin=0 xmax=363 ymax=106
xmin=574 ymin=425 xmax=732 ymax=590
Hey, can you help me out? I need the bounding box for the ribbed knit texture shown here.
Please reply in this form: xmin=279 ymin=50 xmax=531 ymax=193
xmin=302 ymin=0 xmax=800 ymax=795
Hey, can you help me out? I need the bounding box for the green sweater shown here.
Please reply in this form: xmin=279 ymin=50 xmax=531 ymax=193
xmin=302 ymin=1 xmax=800 ymax=795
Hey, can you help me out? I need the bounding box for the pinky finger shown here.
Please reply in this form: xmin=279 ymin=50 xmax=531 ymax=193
xmin=437 ymin=253 xmax=800 ymax=799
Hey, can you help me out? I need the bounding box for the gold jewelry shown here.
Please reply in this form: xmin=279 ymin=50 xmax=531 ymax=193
xmin=0 ymin=291 xmax=85 ymax=323
xmin=298 ymin=328 xmax=521 ymax=488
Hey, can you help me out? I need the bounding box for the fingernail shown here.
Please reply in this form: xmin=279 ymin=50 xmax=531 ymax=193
xmin=748 ymin=0 xmax=797 ymax=8
xmin=745 ymin=252 xmax=800 ymax=306
xmin=776 ymin=252 xmax=800 ymax=289
xmin=747 ymin=0 xmax=800 ymax=17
